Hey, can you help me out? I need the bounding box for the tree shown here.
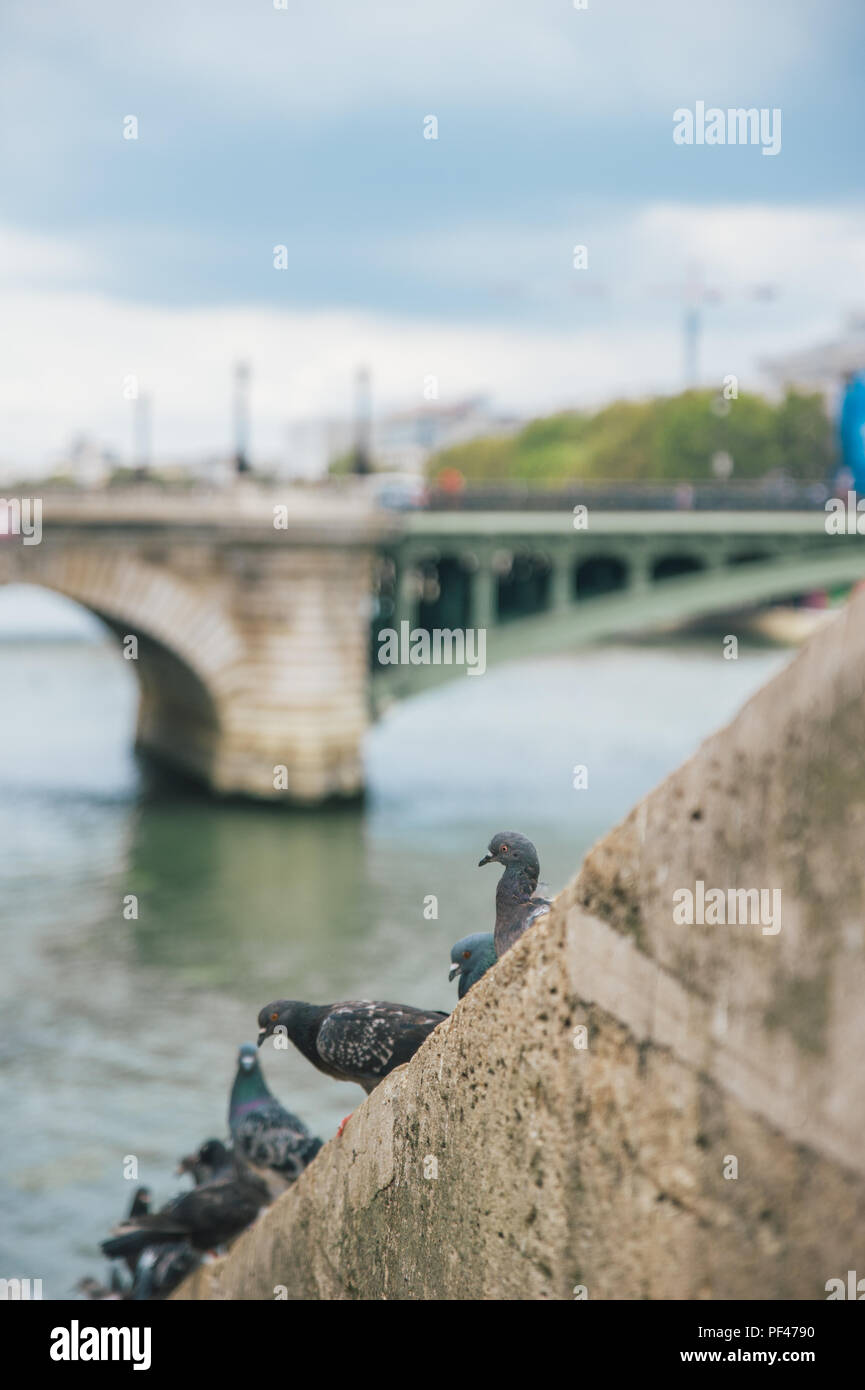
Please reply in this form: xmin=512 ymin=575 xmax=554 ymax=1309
xmin=427 ymin=389 xmax=831 ymax=485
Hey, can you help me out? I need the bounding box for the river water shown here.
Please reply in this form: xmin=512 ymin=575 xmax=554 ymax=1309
xmin=0 ymin=585 xmax=790 ymax=1295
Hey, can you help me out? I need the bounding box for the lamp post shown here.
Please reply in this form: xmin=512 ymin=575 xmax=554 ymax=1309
xmin=234 ymin=360 xmax=252 ymax=474
xmin=352 ymin=365 xmax=372 ymax=476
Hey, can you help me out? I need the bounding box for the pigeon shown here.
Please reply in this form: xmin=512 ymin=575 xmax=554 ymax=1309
xmin=99 ymin=1167 xmax=203 ymax=1301
xmin=79 ymin=1187 xmax=153 ymax=1299
xmin=101 ymin=1151 xmax=270 ymax=1260
xmin=128 ymin=1187 xmax=152 ymax=1218
xmin=177 ymin=1138 xmax=234 ymax=1186
xmin=449 ymin=932 xmax=497 ymax=998
xmin=130 ymin=1242 xmax=200 ymax=1300
xmin=229 ymin=1042 xmax=322 ymax=1181
xmin=119 ymin=1187 xmax=153 ymax=1275
xmin=257 ymin=999 xmax=448 ymax=1095
xmin=478 ymin=830 xmax=551 ymax=956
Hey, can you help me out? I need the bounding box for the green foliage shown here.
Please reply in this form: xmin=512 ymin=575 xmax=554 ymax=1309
xmin=775 ymin=388 xmax=834 ymax=479
xmin=427 ymin=389 xmax=831 ymax=485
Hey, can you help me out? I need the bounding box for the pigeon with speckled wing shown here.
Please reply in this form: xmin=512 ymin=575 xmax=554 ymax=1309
xmin=258 ymin=999 xmax=448 ymax=1093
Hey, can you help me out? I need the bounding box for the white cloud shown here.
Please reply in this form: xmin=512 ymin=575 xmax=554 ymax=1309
xmin=2 ymin=198 xmax=861 ymax=474
xmin=0 ymin=285 xmax=672 ymax=472
xmin=0 ymin=226 xmax=94 ymax=285
xmin=634 ymin=203 xmax=865 ymax=302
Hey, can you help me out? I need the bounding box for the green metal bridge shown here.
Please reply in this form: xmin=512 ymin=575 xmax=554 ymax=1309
xmin=373 ymin=510 xmax=865 ymax=698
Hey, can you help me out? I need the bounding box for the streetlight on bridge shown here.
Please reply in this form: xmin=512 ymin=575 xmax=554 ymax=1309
xmin=233 ymin=360 xmax=252 ymax=474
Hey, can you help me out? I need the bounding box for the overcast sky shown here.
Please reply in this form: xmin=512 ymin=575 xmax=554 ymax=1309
xmin=1 ymin=0 xmax=864 ymax=472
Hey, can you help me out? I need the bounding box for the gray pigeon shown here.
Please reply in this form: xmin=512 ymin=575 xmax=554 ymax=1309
xmin=449 ymin=932 xmax=496 ymax=998
xmin=101 ymin=1151 xmax=270 ymax=1260
xmin=478 ymin=830 xmax=551 ymax=956
xmin=229 ymin=1042 xmax=322 ymax=1180
xmin=257 ymin=999 xmax=447 ymax=1094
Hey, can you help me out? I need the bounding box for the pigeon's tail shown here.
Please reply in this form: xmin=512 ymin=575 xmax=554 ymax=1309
xmin=101 ymin=1229 xmax=153 ymax=1261
xmin=101 ymin=1218 xmax=186 ymax=1261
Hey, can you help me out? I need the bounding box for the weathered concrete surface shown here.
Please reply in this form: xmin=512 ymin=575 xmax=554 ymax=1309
xmin=175 ymin=592 xmax=865 ymax=1300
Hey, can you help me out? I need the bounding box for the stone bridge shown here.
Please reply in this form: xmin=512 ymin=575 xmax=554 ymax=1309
xmin=2 ymin=486 xmax=863 ymax=800
xmin=0 ymin=488 xmax=395 ymax=802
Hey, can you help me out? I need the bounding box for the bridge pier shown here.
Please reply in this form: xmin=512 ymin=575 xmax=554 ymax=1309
xmin=3 ymin=492 xmax=394 ymax=805
xmin=129 ymin=545 xmax=381 ymax=803
xmin=211 ymin=544 xmax=382 ymax=803
xmin=548 ymin=546 xmax=574 ymax=611
xmin=470 ymin=551 xmax=498 ymax=630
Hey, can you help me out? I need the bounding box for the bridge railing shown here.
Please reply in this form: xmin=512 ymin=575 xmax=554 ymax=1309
xmin=422 ymin=479 xmax=832 ymax=512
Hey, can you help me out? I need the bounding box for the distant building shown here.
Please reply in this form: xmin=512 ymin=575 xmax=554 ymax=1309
xmin=57 ymin=435 xmax=116 ymax=488
xmin=373 ymin=396 xmax=520 ymax=474
xmin=284 ymin=397 xmax=521 ymax=479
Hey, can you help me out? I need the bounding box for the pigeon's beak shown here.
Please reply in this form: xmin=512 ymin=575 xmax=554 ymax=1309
xmin=448 ymin=962 xmax=462 ymax=981
xmin=478 ymin=852 xmax=494 ymax=866
xmin=257 ymin=1027 xmax=267 ymax=1047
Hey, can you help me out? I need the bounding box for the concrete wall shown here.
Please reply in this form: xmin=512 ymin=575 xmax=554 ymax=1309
xmin=173 ymin=591 xmax=865 ymax=1299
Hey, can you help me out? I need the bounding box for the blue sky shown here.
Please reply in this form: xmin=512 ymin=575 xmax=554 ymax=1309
xmin=1 ymin=0 xmax=864 ymax=471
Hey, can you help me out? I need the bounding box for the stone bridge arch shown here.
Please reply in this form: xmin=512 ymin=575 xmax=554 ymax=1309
xmin=0 ymin=546 xmax=245 ymax=790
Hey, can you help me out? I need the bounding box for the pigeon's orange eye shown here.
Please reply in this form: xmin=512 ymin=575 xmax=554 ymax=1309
xmin=500 ymin=844 xmax=509 ymax=853
xmin=462 ymin=950 xmax=471 ymax=959
xmin=270 ymin=1012 xmax=279 ymax=1021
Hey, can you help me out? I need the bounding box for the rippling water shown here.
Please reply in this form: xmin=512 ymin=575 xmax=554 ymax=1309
xmin=0 ymin=588 xmax=790 ymax=1295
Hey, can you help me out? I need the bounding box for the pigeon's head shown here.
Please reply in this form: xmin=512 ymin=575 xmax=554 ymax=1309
xmin=257 ymin=1000 xmax=295 ymax=1046
xmin=449 ymin=932 xmax=494 ymax=983
xmin=478 ymin=831 xmax=539 ymax=875
xmin=177 ymin=1138 xmax=230 ymax=1180
xmin=236 ymin=1042 xmax=259 ymax=1072
xmin=197 ymin=1139 xmax=230 ymax=1168
xmin=129 ymin=1186 xmax=152 ymax=1217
